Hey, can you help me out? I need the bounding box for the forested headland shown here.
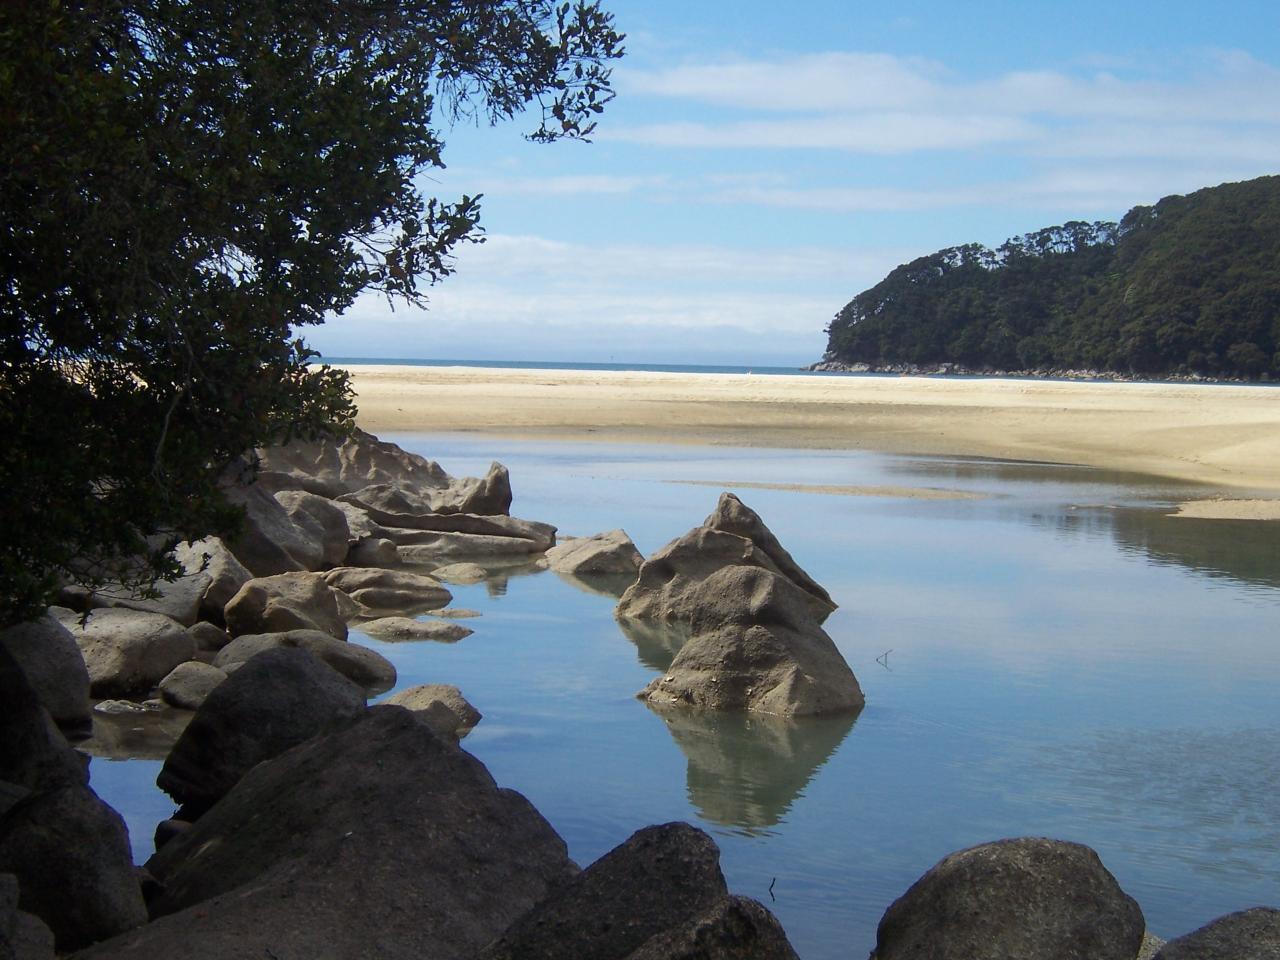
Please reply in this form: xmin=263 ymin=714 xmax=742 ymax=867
xmin=821 ymin=176 xmax=1280 ymax=380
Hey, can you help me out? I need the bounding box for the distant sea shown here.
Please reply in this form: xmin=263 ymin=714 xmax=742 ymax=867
xmin=318 ymin=356 xmax=859 ymax=378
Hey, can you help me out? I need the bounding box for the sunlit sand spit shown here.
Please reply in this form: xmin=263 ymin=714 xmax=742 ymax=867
xmin=341 ymin=364 xmax=1280 ymax=518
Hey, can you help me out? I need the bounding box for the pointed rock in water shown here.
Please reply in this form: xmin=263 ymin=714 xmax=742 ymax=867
xmin=79 ymin=707 xmax=572 ymax=960
xmin=1153 ymin=908 xmax=1280 ymax=960
xmin=870 ymin=837 xmax=1145 ymax=960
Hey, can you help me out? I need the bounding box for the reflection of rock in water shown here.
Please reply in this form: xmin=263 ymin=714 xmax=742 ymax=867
xmin=82 ymin=708 xmax=194 ymax=761
xmin=554 ymin=570 xmax=638 ymax=600
xmin=646 ymin=701 xmax=859 ymax=834
xmin=615 ymin=618 xmax=693 ymax=672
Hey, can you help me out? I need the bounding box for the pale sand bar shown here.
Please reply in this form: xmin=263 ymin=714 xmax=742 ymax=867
xmin=345 ymin=365 xmax=1280 ymax=513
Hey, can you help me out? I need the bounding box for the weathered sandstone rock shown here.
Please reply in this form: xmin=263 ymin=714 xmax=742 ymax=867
xmin=158 ymin=661 xmax=228 ymax=710
xmin=50 ymin=607 xmax=193 ymax=698
xmin=80 ymin=707 xmax=572 ymax=960
xmin=545 ymin=529 xmax=644 ymax=576
xmin=322 ymin=567 xmax=451 ymax=613
xmin=223 ymin=572 xmax=348 ymax=640
xmin=213 ymin=630 xmax=395 ymax=692
xmin=0 ymin=614 xmax=91 ymax=737
xmin=383 ymin=684 xmax=481 ymax=739
xmin=345 ymin=537 xmax=400 ymax=566
xmin=221 ymin=481 xmax=318 ymax=575
xmin=156 ymin=647 xmax=365 ymax=815
xmin=273 ymin=489 xmax=352 ymax=568
xmin=429 ymin=562 xmax=489 ymax=584
xmin=357 ymin=617 xmax=474 ymax=643
xmin=870 ymin=837 xmax=1145 ymax=960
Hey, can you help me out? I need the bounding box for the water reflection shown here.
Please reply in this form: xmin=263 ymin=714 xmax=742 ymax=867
xmin=1108 ymin=510 xmax=1280 ymax=591
xmin=82 ymin=708 xmax=193 ymax=762
xmin=553 ymin=570 xmax=638 ymax=600
xmin=615 ymin=616 xmax=691 ymax=672
xmin=645 ymin=701 xmax=859 ymax=835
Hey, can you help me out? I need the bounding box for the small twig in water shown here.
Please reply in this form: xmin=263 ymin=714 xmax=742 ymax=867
xmin=876 ymin=649 xmax=893 ymax=669
xmin=768 ymin=877 xmax=776 ymax=901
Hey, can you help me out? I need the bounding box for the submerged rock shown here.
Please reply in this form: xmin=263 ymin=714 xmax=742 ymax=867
xmin=870 ymin=837 xmax=1145 ymax=960
xmin=357 ymin=617 xmax=474 ymax=643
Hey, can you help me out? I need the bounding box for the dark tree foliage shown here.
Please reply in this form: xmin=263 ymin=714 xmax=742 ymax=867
xmin=0 ymin=0 xmax=623 ymax=625
xmin=825 ymin=176 xmax=1280 ymax=380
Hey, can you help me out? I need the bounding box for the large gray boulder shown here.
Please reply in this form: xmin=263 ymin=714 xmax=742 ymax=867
xmin=870 ymin=837 xmax=1145 ymax=960
xmin=79 ymin=707 xmax=572 ymax=960
xmin=156 ymin=647 xmax=366 ymax=815
xmin=273 ymin=489 xmax=353 ymax=568
xmin=223 ymin=572 xmax=348 ymax=640
xmin=637 ymin=567 xmax=864 ymax=717
xmin=617 ymin=494 xmax=835 ymax=625
xmin=50 ymin=607 xmax=194 ymax=698
xmin=383 ymin=684 xmax=481 ymax=740
xmin=0 ymin=786 xmax=147 ymax=952
xmin=0 ymin=614 xmax=91 ymax=738
xmin=322 ymin=567 xmax=452 ymax=613
xmin=57 ymin=569 xmax=211 ymax=629
xmin=478 ymin=822 xmax=729 ymax=960
xmin=254 ymin=428 xmax=513 ymax=516
xmin=1153 ymin=908 xmax=1280 ymax=960
xmin=221 ymin=480 xmax=320 ymax=575
xmin=0 ymin=647 xmax=86 ymax=799
xmin=157 ymin=661 xmax=228 ymax=710
xmin=172 ymin=537 xmax=252 ymax=625
xmin=546 ymin=530 xmax=644 ymax=577
xmin=213 ymin=630 xmax=395 ymax=693
xmin=624 ymin=895 xmax=801 ymax=960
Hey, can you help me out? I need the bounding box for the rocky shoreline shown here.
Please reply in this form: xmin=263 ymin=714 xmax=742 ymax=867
xmin=2 ymin=430 xmax=1276 ymax=958
xmin=804 ymin=358 xmax=1269 ymax=384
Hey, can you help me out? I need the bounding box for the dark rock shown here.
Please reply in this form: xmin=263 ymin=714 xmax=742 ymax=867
xmin=625 ymin=895 xmax=801 ymax=960
xmin=870 ymin=837 xmax=1145 ymax=960
xmin=0 ymin=615 xmax=91 ymax=738
xmin=0 ymin=646 xmax=87 ymax=792
xmin=157 ymin=662 xmax=227 ymax=710
xmin=1153 ymin=907 xmax=1280 ymax=960
xmin=152 ymin=820 xmax=192 ymax=853
xmin=50 ymin=608 xmax=194 ymax=699
xmin=223 ymin=572 xmax=348 ymax=640
xmin=212 ymin=629 xmax=395 ymax=693
xmin=156 ymin=647 xmax=366 ymax=815
xmin=478 ymin=822 xmax=727 ymax=960
xmin=79 ymin=707 xmax=572 ymax=960
xmin=0 ymin=786 xmax=147 ymax=951
xmin=2 ymin=873 xmax=56 ymax=960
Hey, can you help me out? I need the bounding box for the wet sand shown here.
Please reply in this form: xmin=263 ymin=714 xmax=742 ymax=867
xmin=343 ymin=365 xmax=1280 ymax=517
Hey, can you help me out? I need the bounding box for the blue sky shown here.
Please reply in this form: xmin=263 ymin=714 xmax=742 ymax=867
xmin=308 ymin=0 xmax=1280 ymax=367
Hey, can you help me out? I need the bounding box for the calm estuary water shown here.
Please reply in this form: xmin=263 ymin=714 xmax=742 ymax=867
xmin=91 ymin=436 xmax=1280 ymax=958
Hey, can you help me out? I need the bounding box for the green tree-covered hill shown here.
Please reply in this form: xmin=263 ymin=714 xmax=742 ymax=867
xmin=823 ymin=176 xmax=1280 ymax=379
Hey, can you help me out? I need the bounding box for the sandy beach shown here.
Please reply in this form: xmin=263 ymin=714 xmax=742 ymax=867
xmin=344 ymin=365 xmax=1280 ymax=516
